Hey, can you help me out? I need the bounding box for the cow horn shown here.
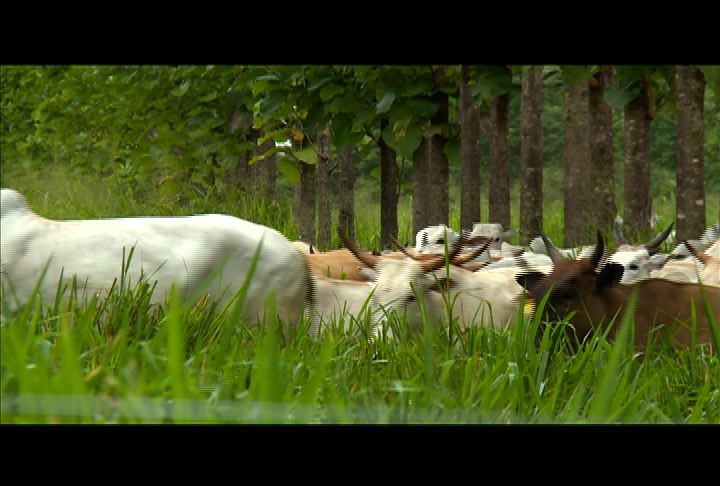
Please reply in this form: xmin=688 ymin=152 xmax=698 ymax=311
xmin=452 ymin=238 xmax=494 ymax=265
xmin=644 ymin=222 xmax=674 ymax=255
xmin=613 ymin=215 xmax=627 ymax=245
xmin=683 ymin=240 xmax=710 ymax=265
xmin=590 ymin=230 xmax=605 ymax=270
xmin=420 ymin=231 xmax=468 ymax=273
xmin=541 ymin=235 xmax=563 ymax=263
xmin=337 ymin=225 xmax=379 ymax=269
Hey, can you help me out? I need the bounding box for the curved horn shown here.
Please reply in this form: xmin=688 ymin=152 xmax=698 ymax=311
xmin=613 ymin=216 xmax=627 ymax=245
xmin=589 ymin=230 xmax=605 ymax=270
xmin=541 ymin=234 xmax=563 ymax=264
xmin=389 ymin=234 xmax=439 ymax=261
xmin=420 ymin=231 xmax=468 ymax=273
xmin=644 ymin=222 xmax=674 ymax=255
xmin=337 ymin=225 xmax=379 ymax=268
xmin=683 ymin=240 xmax=710 ymax=265
xmin=452 ymin=238 xmax=494 ymax=265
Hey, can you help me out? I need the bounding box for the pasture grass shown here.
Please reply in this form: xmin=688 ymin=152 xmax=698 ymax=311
xmin=1 ymin=166 xmax=719 ymax=424
xmin=2 ymin=264 xmax=718 ymax=424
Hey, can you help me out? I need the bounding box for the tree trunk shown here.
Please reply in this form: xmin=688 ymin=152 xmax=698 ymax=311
xmin=588 ymin=67 xmax=616 ymax=233
xmin=489 ymin=93 xmax=510 ymax=229
xmin=460 ymin=65 xmax=482 ymax=231
xmin=412 ymin=70 xmax=449 ymax=243
xmin=316 ymin=127 xmax=331 ymax=251
xmin=520 ymin=66 xmax=543 ymax=245
xmin=676 ymin=65 xmax=706 ymax=243
xmin=337 ymin=147 xmax=356 ymax=241
xmin=379 ymin=117 xmax=398 ymax=249
xmin=255 ymin=135 xmax=277 ymax=201
xmin=234 ymin=150 xmax=251 ymax=192
xmin=563 ymin=79 xmax=593 ymax=247
xmin=623 ymin=80 xmax=652 ymax=241
xmin=294 ymin=138 xmax=316 ymax=244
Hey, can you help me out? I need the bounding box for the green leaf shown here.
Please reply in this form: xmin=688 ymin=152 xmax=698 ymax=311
xmin=394 ymin=124 xmax=425 ymax=160
xmin=293 ymin=146 xmax=318 ymax=165
xmin=259 ymin=91 xmax=286 ymax=119
xmin=249 ymin=146 xmax=279 ymax=166
xmin=376 ymin=91 xmax=396 ymax=114
xmin=605 ymin=81 xmax=642 ymax=109
xmin=443 ymin=137 xmax=461 ymax=166
xmin=308 ymin=76 xmax=333 ymax=91
xmin=699 ymin=66 xmax=720 ymax=98
xmin=319 ymin=83 xmax=345 ymax=101
xmin=370 ymin=166 xmax=381 ymax=180
xmin=255 ymin=74 xmax=280 ymax=82
xmin=332 ymin=113 xmax=366 ymax=149
xmin=170 ymin=81 xmax=190 ymax=97
xmin=561 ymin=66 xmax=593 ymax=86
xmin=199 ymin=90 xmax=218 ymax=102
xmin=278 ymin=156 xmax=300 ymax=183
xmin=258 ymin=127 xmax=290 ymax=145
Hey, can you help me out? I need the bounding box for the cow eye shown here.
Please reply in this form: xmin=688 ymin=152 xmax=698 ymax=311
xmin=629 ymin=264 xmax=639 ymax=271
xmin=405 ymin=294 xmax=416 ymax=304
xmin=437 ymin=238 xmax=445 ymax=245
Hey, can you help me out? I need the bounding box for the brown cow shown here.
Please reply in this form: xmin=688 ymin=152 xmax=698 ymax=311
xmin=516 ymin=231 xmax=719 ymax=350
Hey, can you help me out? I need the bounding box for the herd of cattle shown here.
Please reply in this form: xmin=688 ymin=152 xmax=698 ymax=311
xmin=1 ymin=187 xmax=718 ymax=350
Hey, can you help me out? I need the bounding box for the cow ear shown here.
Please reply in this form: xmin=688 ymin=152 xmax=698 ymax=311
xmin=516 ymin=271 xmax=545 ymax=294
xmin=596 ymin=262 xmax=624 ymax=288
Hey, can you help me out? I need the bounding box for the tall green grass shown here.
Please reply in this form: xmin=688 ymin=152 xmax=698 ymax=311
xmin=2 ymin=243 xmax=718 ymax=424
xmin=1 ymin=166 xmax=719 ymax=423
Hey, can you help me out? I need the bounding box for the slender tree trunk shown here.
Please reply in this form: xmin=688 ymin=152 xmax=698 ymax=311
xmin=379 ymin=118 xmax=398 ymax=249
xmin=234 ymin=149 xmax=251 ymax=192
xmin=520 ymin=66 xmax=543 ymax=245
xmin=588 ymin=68 xmax=616 ymax=233
xmin=489 ymin=93 xmax=510 ymax=229
xmin=623 ymin=79 xmax=652 ymax=241
xmin=412 ymin=69 xmax=449 ymax=242
xmin=317 ymin=128 xmax=332 ymax=251
xmin=337 ymin=147 xmax=355 ymax=241
xmin=316 ymin=127 xmax=331 ymax=251
xmin=563 ymin=79 xmax=593 ymax=247
xmin=460 ymin=65 xmax=481 ymax=231
xmin=676 ymin=65 xmax=706 ymax=243
xmin=294 ymin=139 xmax=316 ymax=244
xmin=255 ymin=136 xmax=277 ymax=201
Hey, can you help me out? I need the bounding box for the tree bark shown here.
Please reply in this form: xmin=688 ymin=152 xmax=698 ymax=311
xmin=255 ymin=135 xmax=277 ymax=201
xmin=316 ymin=127 xmax=331 ymax=251
xmin=489 ymin=93 xmax=510 ymax=229
xmin=379 ymin=117 xmax=398 ymax=249
xmin=337 ymin=147 xmax=356 ymax=241
xmin=623 ymin=79 xmax=652 ymax=241
xmin=563 ymin=79 xmax=594 ymax=247
xmin=234 ymin=150 xmax=251 ymax=192
xmin=676 ymin=65 xmax=706 ymax=243
xmin=294 ymin=139 xmax=316 ymax=244
xmin=520 ymin=66 xmax=543 ymax=245
xmin=412 ymin=69 xmax=449 ymax=242
xmin=460 ymin=65 xmax=482 ymax=231
xmin=588 ymin=67 xmax=616 ymax=233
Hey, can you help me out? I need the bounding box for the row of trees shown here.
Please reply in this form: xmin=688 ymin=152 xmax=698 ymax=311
xmin=1 ymin=65 xmax=717 ymax=248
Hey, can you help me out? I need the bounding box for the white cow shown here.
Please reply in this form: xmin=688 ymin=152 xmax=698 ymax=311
xmin=415 ymin=225 xmax=460 ymax=254
xmin=529 ymin=236 xmax=588 ymax=260
xmin=340 ymin=232 xmax=535 ymax=335
xmin=0 ymin=188 xmax=312 ymax=326
xmin=608 ymin=222 xmax=675 ymax=283
xmin=306 ymin=276 xmax=376 ymax=336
